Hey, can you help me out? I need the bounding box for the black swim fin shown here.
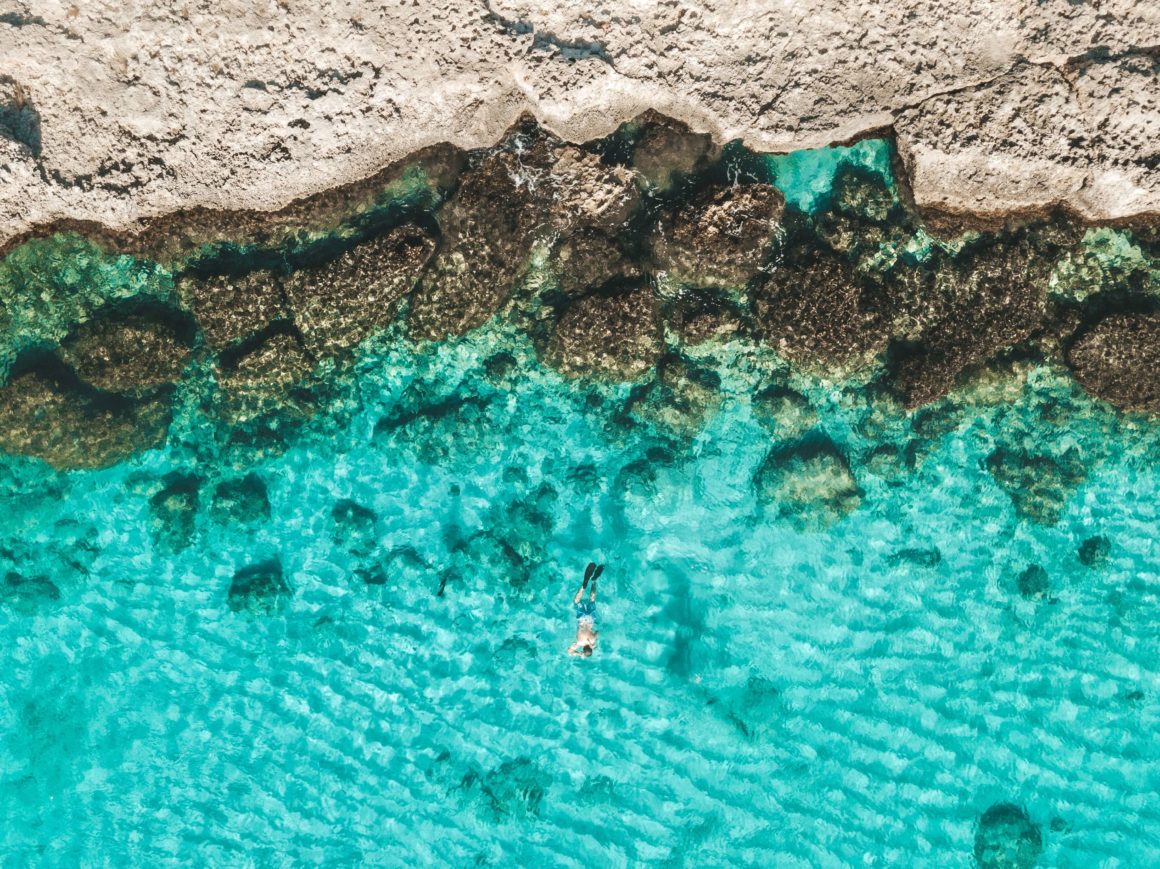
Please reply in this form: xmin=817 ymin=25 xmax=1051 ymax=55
xmin=592 ymin=564 xmax=604 ymax=581
xmin=584 ymin=562 xmax=596 ymax=584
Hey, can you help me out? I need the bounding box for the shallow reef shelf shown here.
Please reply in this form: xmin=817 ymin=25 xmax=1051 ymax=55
xmin=0 ymin=116 xmax=1158 ymax=866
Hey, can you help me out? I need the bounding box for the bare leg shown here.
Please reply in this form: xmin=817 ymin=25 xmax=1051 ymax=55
xmin=575 ymin=562 xmax=597 ymax=604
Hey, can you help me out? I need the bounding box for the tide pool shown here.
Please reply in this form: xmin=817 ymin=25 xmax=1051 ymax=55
xmin=1 ymin=316 xmax=1158 ymax=866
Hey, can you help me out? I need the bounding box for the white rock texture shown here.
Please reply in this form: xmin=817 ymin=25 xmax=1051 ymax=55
xmin=0 ymin=0 xmax=1157 ymax=249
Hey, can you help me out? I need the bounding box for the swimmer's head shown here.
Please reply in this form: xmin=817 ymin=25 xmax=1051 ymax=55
xmin=582 ymin=645 xmax=593 ymax=657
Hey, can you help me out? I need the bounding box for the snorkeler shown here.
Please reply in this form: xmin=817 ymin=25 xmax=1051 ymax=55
xmin=568 ymin=562 xmax=603 ymax=657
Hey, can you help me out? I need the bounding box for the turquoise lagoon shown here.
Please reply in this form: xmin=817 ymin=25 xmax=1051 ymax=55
xmin=1 ymin=141 xmax=1158 ymax=867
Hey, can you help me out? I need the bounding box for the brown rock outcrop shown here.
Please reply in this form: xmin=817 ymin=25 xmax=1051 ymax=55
xmin=651 ymin=183 xmax=784 ymax=289
xmin=546 ymin=287 xmax=662 ymax=380
xmin=1067 ymin=313 xmax=1160 ymax=414
xmin=284 ymin=227 xmax=436 ymax=356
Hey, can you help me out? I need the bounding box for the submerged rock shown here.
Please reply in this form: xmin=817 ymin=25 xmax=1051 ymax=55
xmin=863 ymin=442 xmax=914 ymax=480
xmin=491 ymin=483 xmax=558 ymax=569
xmin=888 ymin=546 xmax=942 ymax=568
xmin=651 ymin=182 xmax=784 ymax=288
xmin=1077 ymin=534 xmax=1111 ymax=567
xmin=454 ymin=530 xmax=529 ymax=589
xmin=460 ymin=756 xmax=551 ymax=821
xmin=720 ymin=674 xmax=782 ymax=739
xmin=228 ymin=558 xmax=292 ymax=614
xmin=752 ymin=384 xmax=817 ymax=442
xmin=215 ymin=330 xmax=315 ymax=422
xmin=546 ymin=286 xmax=662 ymax=380
xmin=829 ymin=164 xmax=897 ymax=225
xmin=813 ymin=166 xmax=906 ymax=265
xmin=1015 ymin=564 xmax=1050 ymax=601
xmin=358 ymin=544 xmax=431 ymax=588
xmin=627 ymin=358 xmax=722 ymax=438
xmin=754 ymin=433 xmax=862 ymax=527
xmin=149 ymin=472 xmax=201 ymax=552
xmin=548 ymin=228 xmax=641 ymax=297
xmin=375 ymin=382 xmax=495 ymax=463
xmin=753 ymin=253 xmax=886 ymax=367
xmin=546 ymin=146 xmax=639 ymax=233
xmin=408 ymin=149 xmax=541 ymax=340
xmin=481 ymin=351 xmax=521 ymax=389
xmin=974 ymin=802 xmax=1043 ymax=869
xmin=630 ymin=111 xmax=717 ymax=192
xmin=985 ymin=447 xmax=1086 ymax=525
xmin=0 ymin=356 xmax=171 ymax=469
xmin=177 ymin=268 xmax=287 ymax=350
xmin=884 ymin=232 xmax=1063 ymax=406
xmin=59 ymin=304 xmax=194 ymax=395
xmin=1066 ymin=313 xmax=1160 ymax=414
xmin=1 ymin=571 xmax=61 ymax=613
xmin=332 ymin=498 xmax=378 ymax=557
xmin=283 ymin=226 xmax=436 ymax=357
xmin=674 ymin=304 xmax=742 ymax=346
xmin=211 ymin=473 xmax=270 ymax=525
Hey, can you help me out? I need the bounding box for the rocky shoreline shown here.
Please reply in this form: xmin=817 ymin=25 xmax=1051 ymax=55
xmin=0 ymin=112 xmax=1157 ymax=471
xmin=1 ymin=1 xmax=1158 ymax=251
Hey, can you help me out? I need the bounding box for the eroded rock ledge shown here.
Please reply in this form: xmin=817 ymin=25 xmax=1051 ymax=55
xmin=0 ymin=111 xmax=1158 ymax=473
xmin=0 ymin=0 xmax=1158 ymax=251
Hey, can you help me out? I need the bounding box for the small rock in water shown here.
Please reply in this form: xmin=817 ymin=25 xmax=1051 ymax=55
xmin=355 ymin=563 xmax=388 ymax=586
xmin=461 ymin=756 xmax=551 ymax=821
xmin=1077 ymin=534 xmax=1111 ymax=567
xmin=1016 ymin=565 xmax=1051 ymax=601
xmin=888 ymin=546 xmax=942 ymax=568
xmin=754 ymin=432 xmax=862 ymax=528
xmin=212 ymin=473 xmax=270 ymax=525
xmin=149 ymin=472 xmax=202 ymax=552
xmin=1 ymin=571 xmax=61 ymax=613
xmin=227 ymin=558 xmax=291 ymax=614
xmin=985 ymin=447 xmax=1087 ymax=525
xmin=863 ymin=443 xmax=913 ymax=480
xmin=974 ymin=802 xmax=1043 ymax=869
xmin=332 ymin=498 xmax=378 ymax=557
xmin=725 ymin=674 xmax=782 ymax=738
xmin=752 ymin=383 xmax=817 ymax=441
xmin=360 ymin=544 xmax=430 ymax=590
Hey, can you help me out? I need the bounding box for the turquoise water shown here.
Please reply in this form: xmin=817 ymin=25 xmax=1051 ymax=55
xmin=2 ymin=322 xmax=1158 ymax=866
xmin=2 ymin=138 xmax=1159 ymax=866
xmin=764 ymin=138 xmax=894 ymax=212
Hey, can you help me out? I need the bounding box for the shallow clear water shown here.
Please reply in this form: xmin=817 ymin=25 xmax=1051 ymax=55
xmin=2 ymin=320 xmax=1158 ymax=866
xmin=2 ymin=139 xmax=1159 ymax=867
